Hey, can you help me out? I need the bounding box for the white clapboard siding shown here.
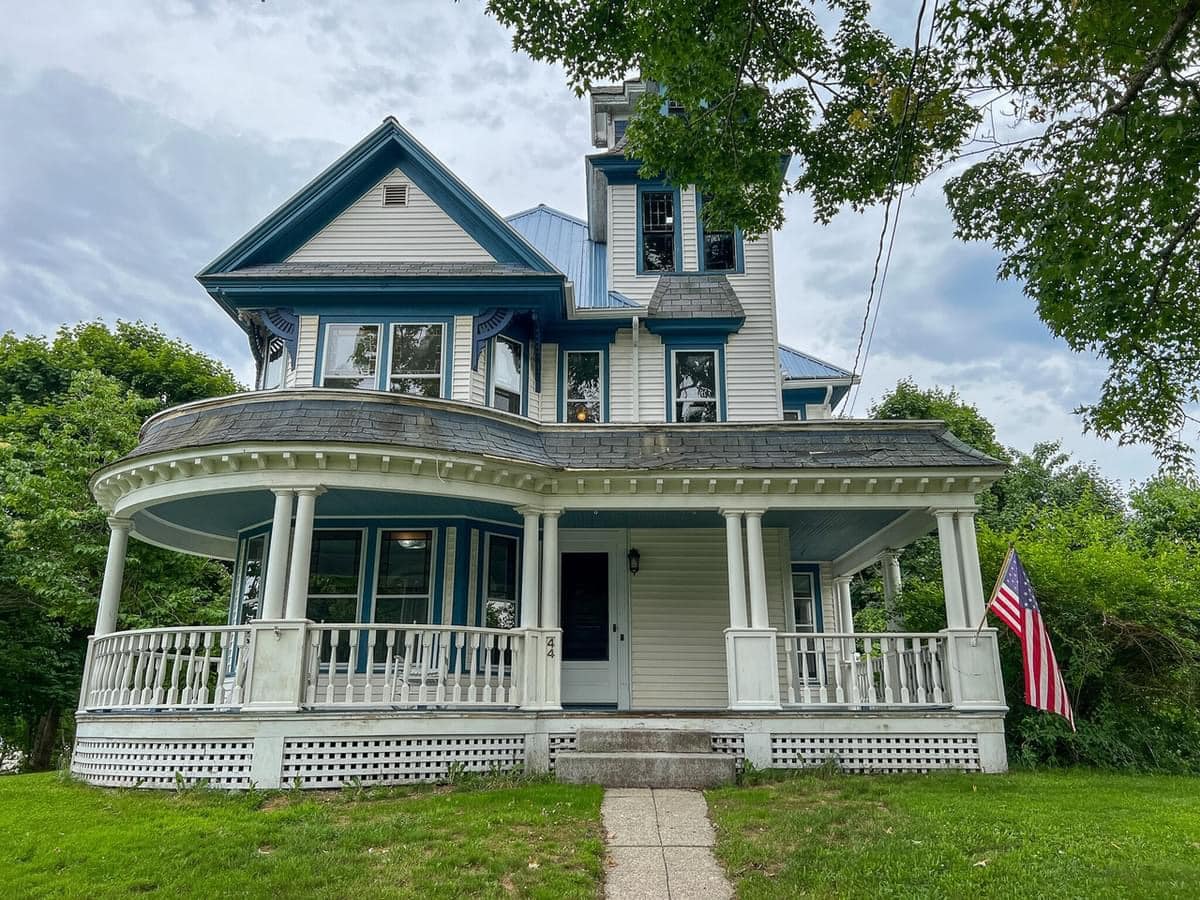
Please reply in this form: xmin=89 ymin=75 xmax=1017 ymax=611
xmin=441 ymin=527 xmax=457 ymax=625
xmin=680 ymin=188 xmax=699 ymax=271
xmin=608 ymin=326 xmax=666 ymax=423
xmin=629 ymin=527 xmax=788 ymax=709
xmin=288 ymin=168 xmax=494 ymax=262
xmin=470 ymin=345 xmax=488 ymax=406
xmin=608 ymin=183 xmax=659 ymax=304
xmin=723 ymin=232 xmax=783 ymax=420
xmin=290 ymin=315 xmax=320 ymax=387
xmin=638 ymin=330 xmax=666 ymax=422
xmin=609 ymin=327 xmax=635 ymax=423
xmin=451 ymin=316 xmax=474 ymax=402
xmin=538 ymin=342 xmax=558 ymax=422
xmin=466 ymin=529 xmax=480 ymax=627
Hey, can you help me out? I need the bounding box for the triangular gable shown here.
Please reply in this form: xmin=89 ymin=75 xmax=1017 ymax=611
xmin=198 ymin=118 xmax=556 ymax=276
xmin=289 ymin=167 xmax=493 ymax=262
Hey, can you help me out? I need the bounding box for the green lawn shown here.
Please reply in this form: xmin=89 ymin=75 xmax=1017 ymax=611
xmin=0 ymin=773 xmax=603 ymax=898
xmin=707 ymin=769 xmax=1200 ymax=898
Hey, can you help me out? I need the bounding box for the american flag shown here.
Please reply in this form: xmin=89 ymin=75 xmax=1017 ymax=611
xmin=988 ymin=549 xmax=1075 ymax=730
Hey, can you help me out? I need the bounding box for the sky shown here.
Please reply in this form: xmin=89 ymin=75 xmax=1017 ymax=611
xmin=0 ymin=0 xmax=1168 ymax=485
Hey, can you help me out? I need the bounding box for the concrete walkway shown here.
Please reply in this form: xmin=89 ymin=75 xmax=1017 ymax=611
xmin=601 ymin=788 xmax=734 ymax=900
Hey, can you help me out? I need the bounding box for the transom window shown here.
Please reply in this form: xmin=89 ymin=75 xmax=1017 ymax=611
xmin=564 ymin=350 xmax=602 ymax=423
xmin=640 ymin=190 xmax=677 ymax=272
xmin=389 ymin=323 xmax=444 ymax=397
xmin=233 ymin=534 xmax=266 ymax=624
xmin=322 ymin=324 xmax=378 ymax=390
xmin=700 ymin=197 xmax=737 ymax=271
xmin=490 ymin=335 xmax=524 ymax=414
xmin=375 ymin=530 xmax=434 ymax=625
xmin=484 ymin=535 xmax=519 ymax=629
xmin=672 ymin=349 xmax=719 ymax=422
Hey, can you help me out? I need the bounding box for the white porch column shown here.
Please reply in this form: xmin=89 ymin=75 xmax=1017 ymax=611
xmin=832 ymin=575 xmax=855 ymax=633
xmin=539 ymin=510 xmax=560 ymax=629
xmin=260 ymin=489 xmax=294 ymax=620
xmin=881 ymin=549 xmax=902 ymax=629
xmin=744 ymin=510 xmax=771 ymax=629
xmin=935 ymin=509 xmax=967 ymax=628
xmin=954 ymin=510 xmax=986 ymax=625
xmin=518 ymin=507 xmax=541 ymax=629
xmin=722 ymin=510 xmax=748 ymax=628
xmin=283 ymin=488 xmax=320 ymax=620
xmin=94 ymin=517 xmax=133 ymax=636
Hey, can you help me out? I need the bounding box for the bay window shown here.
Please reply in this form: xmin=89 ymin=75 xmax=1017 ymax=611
xmin=322 ymin=324 xmax=378 ymax=389
xmin=490 ymin=335 xmax=523 ymax=414
xmin=388 ymin=323 xmax=444 ymax=397
xmin=671 ymin=349 xmax=719 ymax=422
xmin=564 ymin=350 xmax=602 ymax=423
xmin=375 ymin=530 xmax=434 ymax=624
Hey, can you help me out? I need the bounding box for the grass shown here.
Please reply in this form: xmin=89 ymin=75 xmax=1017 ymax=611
xmin=0 ymin=772 xmax=603 ymax=898
xmin=707 ymin=768 xmax=1200 ymax=898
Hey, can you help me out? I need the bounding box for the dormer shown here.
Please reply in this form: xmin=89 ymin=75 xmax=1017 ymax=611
xmin=590 ymin=79 xmax=650 ymax=150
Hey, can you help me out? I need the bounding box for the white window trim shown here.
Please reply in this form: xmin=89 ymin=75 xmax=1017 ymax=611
xmin=370 ymin=528 xmax=438 ymax=625
xmin=562 ymin=349 xmax=604 ymax=423
xmin=305 ymin=527 xmax=369 ymax=622
xmin=670 ymin=348 xmax=720 ymax=423
xmin=232 ymin=532 xmax=268 ymax=625
xmin=482 ymin=532 xmax=520 ymax=629
xmin=489 ymin=335 xmax=525 ymax=413
xmin=321 ymin=323 xmax=381 ymax=390
xmin=385 ymin=321 xmax=447 ymax=398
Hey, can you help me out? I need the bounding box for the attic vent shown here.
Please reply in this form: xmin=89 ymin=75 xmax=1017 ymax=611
xmin=382 ymin=183 xmax=409 ymax=207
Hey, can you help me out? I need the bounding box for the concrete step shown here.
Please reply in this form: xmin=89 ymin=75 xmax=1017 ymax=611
xmin=555 ymin=751 xmax=736 ymax=789
xmin=576 ymin=728 xmax=713 ymax=754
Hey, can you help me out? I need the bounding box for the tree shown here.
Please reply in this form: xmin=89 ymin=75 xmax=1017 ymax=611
xmin=487 ymin=0 xmax=1200 ymax=466
xmin=0 ymin=323 xmax=239 ymax=770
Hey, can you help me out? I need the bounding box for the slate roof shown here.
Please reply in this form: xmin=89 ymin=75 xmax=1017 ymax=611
xmin=127 ymin=395 xmax=1005 ymax=471
xmin=779 ymin=345 xmax=855 ymax=381
xmin=647 ymin=275 xmax=745 ymax=319
xmin=206 ymin=261 xmax=539 ymax=279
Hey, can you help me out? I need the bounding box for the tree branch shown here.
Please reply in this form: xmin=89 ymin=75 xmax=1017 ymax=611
xmin=1149 ymin=205 xmax=1200 ymax=307
xmin=1104 ymin=0 xmax=1200 ymax=116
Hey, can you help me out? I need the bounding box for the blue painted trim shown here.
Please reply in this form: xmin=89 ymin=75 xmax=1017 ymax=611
xmin=636 ymin=182 xmax=683 ymax=275
xmin=453 ymin=523 xmax=474 ymax=626
xmin=695 ymin=194 xmax=745 ymax=275
xmin=663 ymin=339 xmax=727 ymax=422
xmin=557 ymin=346 xmax=610 ymax=423
xmin=314 ymin=316 xmax=453 ymax=398
xmin=642 ymin=317 xmax=743 ymax=338
xmin=198 ymin=120 xmax=556 ymax=275
xmin=790 ymin=563 xmax=825 ymax=631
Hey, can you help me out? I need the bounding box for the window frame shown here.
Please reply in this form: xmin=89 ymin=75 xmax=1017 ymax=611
xmin=789 ymin=563 xmax=826 ymax=684
xmin=488 ymin=334 xmax=526 ymax=415
xmin=304 ymin=527 xmax=368 ymax=625
xmin=482 ymin=533 xmax=520 ymax=630
xmin=385 ymin=321 xmax=447 ymax=399
xmin=319 ymin=323 xmax=381 ymax=391
xmin=636 ymin=184 xmax=682 ymax=274
xmin=667 ymin=345 xmax=724 ymax=423
xmin=230 ymin=530 xmax=270 ymax=625
xmin=316 ymin=317 xmax=453 ymax=397
xmin=696 ymin=193 xmax=744 ymax=274
xmin=260 ymin=345 xmax=290 ymax=391
xmin=370 ymin=528 xmax=438 ymax=625
xmin=561 ymin=348 xmax=606 ymax=423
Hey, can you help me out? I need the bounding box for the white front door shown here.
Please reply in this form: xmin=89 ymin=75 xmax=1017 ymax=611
xmin=559 ymin=530 xmax=628 ymax=707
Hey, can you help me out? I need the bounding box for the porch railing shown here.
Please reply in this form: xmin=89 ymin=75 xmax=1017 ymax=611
xmin=779 ymin=632 xmax=950 ymax=708
xmin=81 ymin=626 xmax=253 ymax=711
xmin=302 ymin=624 xmax=524 ymax=709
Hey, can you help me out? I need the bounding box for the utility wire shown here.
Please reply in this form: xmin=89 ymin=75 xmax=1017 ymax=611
xmin=842 ymin=0 xmax=936 ymax=416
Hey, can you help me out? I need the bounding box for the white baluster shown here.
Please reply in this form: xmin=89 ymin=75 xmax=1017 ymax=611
xmin=929 ymin=638 xmax=945 ymax=703
xmin=465 ymin=632 xmax=480 ymax=704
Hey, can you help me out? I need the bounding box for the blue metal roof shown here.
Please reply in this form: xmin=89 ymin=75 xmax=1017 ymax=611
xmin=779 ymin=344 xmax=854 ymax=381
xmin=506 ymin=205 xmax=636 ymax=309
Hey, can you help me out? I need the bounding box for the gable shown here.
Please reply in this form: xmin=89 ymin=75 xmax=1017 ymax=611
xmin=288 ymin=168 xmax=495 ymax=263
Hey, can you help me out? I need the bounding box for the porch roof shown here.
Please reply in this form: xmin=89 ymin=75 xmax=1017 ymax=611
xmin=124 ymin=392 xmax=1005 ymax=472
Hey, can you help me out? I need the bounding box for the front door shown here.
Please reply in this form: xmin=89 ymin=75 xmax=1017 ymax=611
xmin=559 ymin=531 xmax=627 ymax=706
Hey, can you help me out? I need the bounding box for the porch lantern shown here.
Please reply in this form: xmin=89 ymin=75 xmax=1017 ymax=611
xmin=627 ymin=547 xmax=641 ymax=575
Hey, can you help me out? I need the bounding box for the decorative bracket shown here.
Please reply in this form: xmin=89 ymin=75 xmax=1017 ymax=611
xmin=472 ymin=308 xmax=514 ymax=371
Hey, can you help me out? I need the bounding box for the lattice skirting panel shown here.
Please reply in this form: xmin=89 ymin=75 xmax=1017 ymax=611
xmin=280 ymin=736 xmax=526 ymax=788
xmin=71 ymin=738 xmax=254 ymax=789
xmin=711 ymin=733 xmax=746 ymax=770
xmin=547 ymin=733 xmax=577 ymax=771
xmin=771 ymin=734 xmax=981 ymax=773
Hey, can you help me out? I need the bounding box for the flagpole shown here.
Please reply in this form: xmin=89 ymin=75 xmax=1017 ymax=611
xmin=972 ymin=543 xmax=1013 ymax=644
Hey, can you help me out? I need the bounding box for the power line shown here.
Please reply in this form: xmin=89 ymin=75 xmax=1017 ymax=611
xmin=842 ymin=0 xmax=938 ymax=416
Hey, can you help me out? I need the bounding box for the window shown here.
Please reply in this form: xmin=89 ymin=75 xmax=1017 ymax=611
xmin=322 ymin=324 xmax=378 ymax=389
xmin=490 ymin=335 xmax=523 ymax=413
xmin=484 ymin=535 xmax=519 ymax=629
xmin=306 ymin=530 xmax=363 ymax=625
xmin=261 ymin=345 xmax=288 ymax=390
xmin=375 ymin=530 xmax=434 ymax=624
xmin=233 ymin=534 xmax=266 ymax=624
xmin=613 ymin=118 xmax=628 ymax=144
xmin=783 ymin=410 xmax=801 ymax=421
xmin=640 ymin=190 xmax=677 ymax=272
xmin=564 ymin=350 xmax=602 ymax=423
xmin=389 ymin=323 xmax=444 ymax=397
xmin=672 ymin=349 xmax=718 ymax=422
xmin=792 ymin=567 xmax=822 ymax=680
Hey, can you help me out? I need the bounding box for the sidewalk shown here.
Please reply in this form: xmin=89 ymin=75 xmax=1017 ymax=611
xmin=601 ymin=788 xmax=734 ymax=900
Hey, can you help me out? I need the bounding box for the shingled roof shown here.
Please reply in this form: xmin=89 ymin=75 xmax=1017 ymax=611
xmin=127 ymin=394 xmax=1005 ymax=472
xmin=647 ymin=274 xmax=745 ymax=319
